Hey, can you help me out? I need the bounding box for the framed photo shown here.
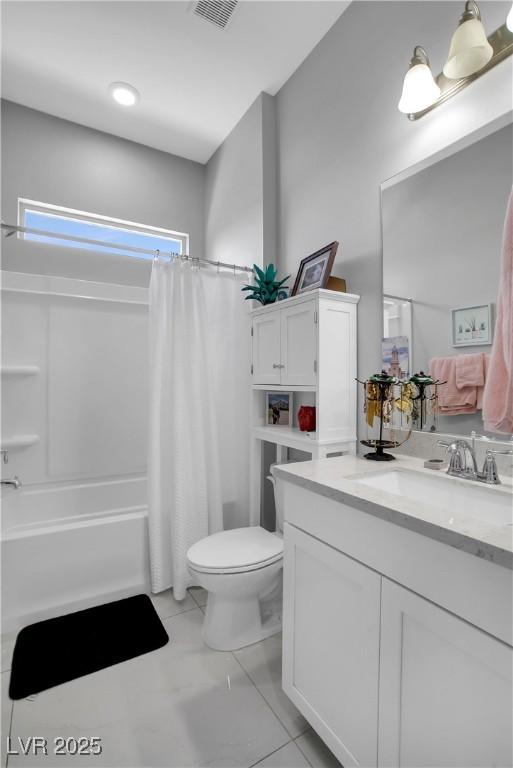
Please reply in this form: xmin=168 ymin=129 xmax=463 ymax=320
xmin=266 ymin=392 xmax=293 ymax=427
xmin=382 ymin=336 xmax=409 ymax=379
xmin=291 ymin=242 xmax=338 ymax=296
xmin=451 ymin=304 xmax=493 ymax=347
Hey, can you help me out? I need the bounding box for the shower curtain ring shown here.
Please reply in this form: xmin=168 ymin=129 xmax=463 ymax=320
xmin=233 ymin=264 xmax=236 ymax=276
xmin=153 ymin=249 xmax=160 ymax=262
xmin=217 ymin=261 xmax=220 ymax=273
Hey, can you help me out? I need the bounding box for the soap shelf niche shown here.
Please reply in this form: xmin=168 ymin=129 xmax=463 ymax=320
xmin=1 ymin=365 xmax=40 ymax=377
xmin=1 ymin=435 xmax=40 ymax=451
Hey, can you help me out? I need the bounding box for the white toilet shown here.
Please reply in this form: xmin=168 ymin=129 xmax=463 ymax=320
xmin=187 ymin=474 xmax=283 ymax=651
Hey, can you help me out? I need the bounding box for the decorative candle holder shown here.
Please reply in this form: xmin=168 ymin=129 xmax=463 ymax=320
xmin=408 ymin=372 xmax=446 ymax=432
xmin=358 ymin=372 xmax=412 ymax=461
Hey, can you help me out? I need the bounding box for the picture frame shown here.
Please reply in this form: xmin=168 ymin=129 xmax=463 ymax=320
xmin=290 ymin=242 xmax=338 ymax=297
xmin=266 ymin=392 xmax=293 ymax=427
xmin=382 ymin=336 xmax=409 ymax=379
xmin=451 ymin=303 xmax=493 ymax=347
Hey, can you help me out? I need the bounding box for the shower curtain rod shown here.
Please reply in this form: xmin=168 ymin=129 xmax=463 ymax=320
xmin=0 ymin=222 xmax=255 ymax=274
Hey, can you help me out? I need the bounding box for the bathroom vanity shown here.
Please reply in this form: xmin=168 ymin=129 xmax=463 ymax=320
xmin=274 ymin=455 xmax=513 ymax=768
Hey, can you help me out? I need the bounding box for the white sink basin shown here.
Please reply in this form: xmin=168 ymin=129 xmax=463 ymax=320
xmin=353 ymin=469 xmax=513 ymax=528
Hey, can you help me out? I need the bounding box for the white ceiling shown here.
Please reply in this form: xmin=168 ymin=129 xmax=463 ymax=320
xmin=1 ymin=0 xmax=349 ymax=163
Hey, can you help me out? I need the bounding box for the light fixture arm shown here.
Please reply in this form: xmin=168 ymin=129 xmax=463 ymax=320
xmin=459 ymin=0 xmax=481 ymax=24
xmin=411 ymin=45 xmax=430 ymax=68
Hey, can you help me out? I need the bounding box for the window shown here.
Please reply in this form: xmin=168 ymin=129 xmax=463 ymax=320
xmin=18 ymin=199 xmax=188 ymax=260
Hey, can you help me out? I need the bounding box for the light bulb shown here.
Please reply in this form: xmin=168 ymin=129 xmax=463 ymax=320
xmin=109 ymin=82 xmax=140 ymax=107
xmin=443 ymin=1 xmax=493 ymax=79
xmin=398 ymin=47 xmax=441 ymax=115
xmin=507 ymin=3 xmax=513 ymax=32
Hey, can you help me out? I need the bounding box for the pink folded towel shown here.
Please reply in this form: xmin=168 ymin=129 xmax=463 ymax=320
xmin=455 ymin=353 xmax=485 ymax=389
xmin=429 ymin=356 xmax=478 ymax=414
xmin=483 ymin=188 xmax=513 ymax=434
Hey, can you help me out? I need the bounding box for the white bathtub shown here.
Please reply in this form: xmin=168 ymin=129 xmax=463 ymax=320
xmin=1 ymin=476 xmax=150 ymax=632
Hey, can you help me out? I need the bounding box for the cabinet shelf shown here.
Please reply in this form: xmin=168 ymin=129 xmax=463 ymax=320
xmin=252 ymin=384 xmax=317 ymax=392
xmin=1 ymin=434 xmax=40 ymax=451
xmin=1 ymin=365 xmax=39 ymax=377
xmin=252 ymin=425 xmax=347 ymax=450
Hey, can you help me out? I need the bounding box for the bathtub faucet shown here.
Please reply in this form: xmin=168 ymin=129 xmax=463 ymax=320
xmin=1 ymin=476 xmax=21 ymax=489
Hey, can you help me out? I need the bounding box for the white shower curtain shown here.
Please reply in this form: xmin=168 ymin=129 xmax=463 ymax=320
xmin=148 ymin=258 xmax=250 ymax=599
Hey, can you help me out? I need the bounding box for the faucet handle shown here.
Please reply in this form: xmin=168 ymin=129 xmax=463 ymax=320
xmin=480 ymin=449 xmax=513 ymax=485
xmin=438 ymin=441 xmax=464 ymax=473
xmin=480 ymin=450 xmax=502 ymax=485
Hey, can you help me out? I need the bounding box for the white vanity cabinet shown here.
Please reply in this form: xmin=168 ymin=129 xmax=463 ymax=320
xmin=378 ymin=580 xmax=513 ymax=768
xmin=282 ymin=524 xmax=381 ymax=768
xmin=279 ymin=471 xmax=513 ymax=768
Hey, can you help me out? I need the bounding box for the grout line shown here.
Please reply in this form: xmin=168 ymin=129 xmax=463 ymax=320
xmin=293 ymin=733 xmax=315 ymax=768
xmin=248 ymin=739 xmax=293 ymax=768
xmin=6 ymin=686 xmax=14 ymax=768
xmin=231 ymin=652 xmax=300 ymax=742
xmin=187 ymin=588 xmax=207 ymax=609
xmin=156 ymin=604 xmax=199 ymax=621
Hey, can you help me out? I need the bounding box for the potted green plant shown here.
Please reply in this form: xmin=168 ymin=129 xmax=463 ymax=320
xmin=241 ymin=264 xmax=290 ymax=305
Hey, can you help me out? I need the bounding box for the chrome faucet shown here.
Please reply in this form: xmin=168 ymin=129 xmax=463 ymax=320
xmin=438 ymin=439 xmax=479 ymax=480
xmin=438 ymin=439 xmax=512 ymax=485
xmin=1 ymin=476 xmax=21 ymax=489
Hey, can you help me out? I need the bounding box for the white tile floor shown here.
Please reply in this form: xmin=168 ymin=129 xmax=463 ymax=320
xmin=1 ymin=590 xmax=341 ymax=768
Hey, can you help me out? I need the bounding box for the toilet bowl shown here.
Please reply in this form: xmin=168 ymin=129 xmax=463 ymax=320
xmin=186 ymin=471 xmax=285 ymax=651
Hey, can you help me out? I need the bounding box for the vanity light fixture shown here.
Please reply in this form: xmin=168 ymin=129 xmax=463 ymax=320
xmin=109 ymin=82 xmax=140 ymax=107
xmin=443 ymin=1 xmax=493 ymax=79
xmin=399 ymin=1 xmax=513 ymax=120
xmin=398 ymin=46 xmax=441 ymax=114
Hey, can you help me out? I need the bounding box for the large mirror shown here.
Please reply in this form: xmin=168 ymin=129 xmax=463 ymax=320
xmin=382 ymin=120 xmax=512 ymax=437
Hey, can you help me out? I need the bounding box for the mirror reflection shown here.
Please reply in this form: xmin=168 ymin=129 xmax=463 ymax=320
xmin=382 ymin=122 xmax=512 ymax=437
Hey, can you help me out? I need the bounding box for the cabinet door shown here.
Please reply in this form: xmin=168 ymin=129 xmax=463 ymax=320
xmin=379 ymin=579 xmax=513 ymax=768
xmin=252 ymin=312 xmax=281 ymax=384
xmin=282 ymin=523 xmax=380 ymax=767
xmin=280 ymin=302 xmax=317 ymax=386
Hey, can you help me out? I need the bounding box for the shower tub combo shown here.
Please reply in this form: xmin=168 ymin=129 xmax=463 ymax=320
xmin=1 ymin=476 xmax=149 ymax=633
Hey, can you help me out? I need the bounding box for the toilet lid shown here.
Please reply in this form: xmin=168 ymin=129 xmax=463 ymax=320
xmin=187 ymin=527 xmax=283 ymax=572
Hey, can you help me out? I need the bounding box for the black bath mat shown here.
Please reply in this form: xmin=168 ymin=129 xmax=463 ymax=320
xmin=9 ymin=594 xmax=169 ymax=700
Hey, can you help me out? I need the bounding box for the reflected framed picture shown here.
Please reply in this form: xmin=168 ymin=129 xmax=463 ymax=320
xmin=266 ymin=392 xmax=293 ymax=427
xmin=451 ymin=303 xmax=493 ymax=347
xmin=291 ymin=242 xmax=338 ymax=296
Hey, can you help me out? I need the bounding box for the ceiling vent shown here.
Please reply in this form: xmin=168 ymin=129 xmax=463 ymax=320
xmin=193 ymin=0 xmax=238 ymax=29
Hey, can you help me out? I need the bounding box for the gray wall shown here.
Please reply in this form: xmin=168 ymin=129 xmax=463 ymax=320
xmin=383 ymin=123 xmax=512 ymax=436
xmin=1 ymin=100 xmax=205 ymax=286
xmin=205 ymin=92 xmax=277 ymax=270
xmin=275 ymin=0 xmax=512 ymax=438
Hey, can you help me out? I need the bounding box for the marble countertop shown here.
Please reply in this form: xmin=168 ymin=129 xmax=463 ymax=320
xmin=272 ymin=454 xmax=513 ymax=569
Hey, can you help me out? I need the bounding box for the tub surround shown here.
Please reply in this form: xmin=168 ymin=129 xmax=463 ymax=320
xmin=273 ymin=453 xmax=513 ymax=568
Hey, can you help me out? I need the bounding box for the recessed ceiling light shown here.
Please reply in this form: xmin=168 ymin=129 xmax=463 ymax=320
xmin=109 ymin=82 xmax=140 ymax=107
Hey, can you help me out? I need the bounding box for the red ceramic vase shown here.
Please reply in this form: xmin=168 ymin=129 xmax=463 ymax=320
xmin=298 ymin=406 xmax=316 ymax=432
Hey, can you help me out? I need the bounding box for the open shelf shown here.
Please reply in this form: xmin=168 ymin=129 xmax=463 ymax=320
xmin=1 ymin=434 xmax=40 ymax=450
xmin=252 ymin=425 xmax=345 ymax=451
xmin=1 ymin=365 xmax=39 ymax=377
xmin=252 ymin=384 xmax=317 ymax=392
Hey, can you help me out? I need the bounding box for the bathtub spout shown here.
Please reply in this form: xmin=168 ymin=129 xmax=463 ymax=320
xmin=1 ymin=476 xmax=21 ymax=489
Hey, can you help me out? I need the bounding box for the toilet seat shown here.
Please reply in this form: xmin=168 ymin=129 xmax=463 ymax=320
xmin=187 ymin=526 xmax=283 ymax=575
